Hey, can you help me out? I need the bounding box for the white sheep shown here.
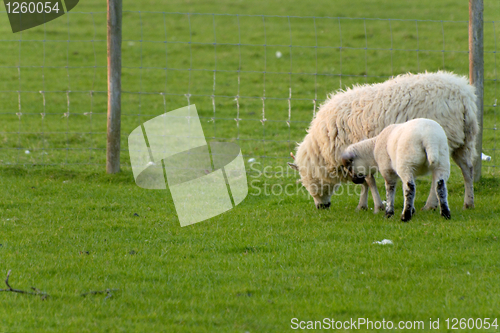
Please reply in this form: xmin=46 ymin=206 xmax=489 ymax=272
xmin=341 ymin=119 xmax=451 ymax=222
xmin=287 ymin=71 xmax=478 ymax=212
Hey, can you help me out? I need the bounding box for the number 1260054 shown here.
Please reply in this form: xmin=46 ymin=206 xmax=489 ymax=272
xmin=5 ymin=2 xmax=60 ymax=14
xmin=446 ymin=318 xmax=498 ymax=330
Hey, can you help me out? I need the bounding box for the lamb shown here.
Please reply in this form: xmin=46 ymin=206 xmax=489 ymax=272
xmin=287 ymin=71 xmax=478 ymax=212
xmin=341 ymin=119 xmax=451 ymax=222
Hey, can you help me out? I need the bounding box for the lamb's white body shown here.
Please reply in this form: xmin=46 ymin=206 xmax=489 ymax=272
xmin=342 ymin=119 xmax=451 ymax=222
xmin=289 ymin=72 xmax=478 ymax=212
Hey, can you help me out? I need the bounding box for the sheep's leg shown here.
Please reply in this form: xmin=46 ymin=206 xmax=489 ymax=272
xmin=452 ymin=149 xmax=474 ymax=209
xmin=384 ymin=178 xmax=397 ymax=218
xmin=356 ymin=180 xmax=369 ymax=211
xmin=365 ymin=175 xmax=385 ymax=214
xmin=422 ymin=180 xmax=438 ymax=211
xmin=400 ymin=176 xmax=416 ymax=222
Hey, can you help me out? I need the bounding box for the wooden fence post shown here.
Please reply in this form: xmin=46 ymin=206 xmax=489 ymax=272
xmin=106 ymin=0 xmax=122 ymax=173
xmin=469 ymin=0 xmax=484 ymax=182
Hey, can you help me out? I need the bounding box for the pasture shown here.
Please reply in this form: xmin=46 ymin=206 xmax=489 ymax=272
xmin=1 ymin=0 xmax=500 ymax=331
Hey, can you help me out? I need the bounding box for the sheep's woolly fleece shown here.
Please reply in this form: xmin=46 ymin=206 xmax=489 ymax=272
xmin=294 ymin=71 xmax=478 ymax=186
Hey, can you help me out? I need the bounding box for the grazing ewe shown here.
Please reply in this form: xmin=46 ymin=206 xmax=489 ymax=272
xmin=287 ymin=71 xmax=478 ymax=211
xmin=341 ymin=119 xmax=451 ymax=222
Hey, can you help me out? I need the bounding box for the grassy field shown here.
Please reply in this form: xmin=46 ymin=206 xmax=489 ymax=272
xmin=1 ymin=0 xmax=500 ymax=332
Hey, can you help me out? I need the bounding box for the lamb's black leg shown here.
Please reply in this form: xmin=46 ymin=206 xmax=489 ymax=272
xmin=384 ymin=180 xmax=397 ymax=218
xmin=401 ymin=180 xmax=416 ymax=222
xmin=437 ymin=179 xmax=451 ymax=219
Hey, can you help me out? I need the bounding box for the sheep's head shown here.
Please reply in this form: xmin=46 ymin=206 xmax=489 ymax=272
xmin=288 ymin=151 xmax=339 ymax=210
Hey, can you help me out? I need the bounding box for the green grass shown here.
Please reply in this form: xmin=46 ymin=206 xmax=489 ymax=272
xmin=1 ymin=165 xmax=500 ymax=332
xmin=0 ymin=0 xmax=500 ymax=332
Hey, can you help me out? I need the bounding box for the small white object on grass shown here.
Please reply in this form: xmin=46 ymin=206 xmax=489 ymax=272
xmin=25 ymin=150 xmax=30 ymax=154
xmin=481 ymin=153 xmax=491 ymax=161
xmin=373 ymin=239 xmax=393 ymax=245
xmin=128 ymin=41 xmax=135 ymax=46
xmin=275 ymin=51 xmax=282 ymax=58
xmin=247 ymin=158 xmax=256 ymax=163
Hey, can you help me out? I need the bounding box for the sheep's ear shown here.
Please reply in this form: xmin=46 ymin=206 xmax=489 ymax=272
xmin=287 ymin=162 xmax=299 ymax=171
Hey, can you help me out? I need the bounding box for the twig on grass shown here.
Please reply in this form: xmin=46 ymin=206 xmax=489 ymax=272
xmin=0 ymin=270 xmax=49 ymax=300
xmin=81 ymin=288 xmax=119 ymax=299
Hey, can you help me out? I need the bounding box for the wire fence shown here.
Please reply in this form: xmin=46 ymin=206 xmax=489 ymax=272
xmin=0 ymin=11 xmax=498 ymax=169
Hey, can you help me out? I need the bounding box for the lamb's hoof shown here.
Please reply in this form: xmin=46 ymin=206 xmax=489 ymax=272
xmin=401 ymin=209 xmax=413 ymax=222
xmin=374 ymin=205 xmax=386 ymax=214
xmin=385 ymin=210 xmax=394 ymax=218
xmin=356 ymin=205 xmax=368 ymax=211
xmin=421 ymin=204 xmax=438 ymax=211
xmin=441 ymin=208 xmax=451 ymax=220
xmin=464 ymin=202 xmax=474 ymax=209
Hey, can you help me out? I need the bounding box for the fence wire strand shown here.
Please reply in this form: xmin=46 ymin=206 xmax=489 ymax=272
xmin=0 ymin=11 xmax=498 ymax=169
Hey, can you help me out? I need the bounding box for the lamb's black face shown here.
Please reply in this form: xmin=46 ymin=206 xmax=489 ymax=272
xmin=351 ymin=174 xmax=366 ymax=184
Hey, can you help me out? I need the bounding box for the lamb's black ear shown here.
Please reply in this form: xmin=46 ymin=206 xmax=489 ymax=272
xmin=287 ymin=162 xmax=299 ymax=171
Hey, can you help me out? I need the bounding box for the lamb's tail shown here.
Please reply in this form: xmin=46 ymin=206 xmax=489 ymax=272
xmin=425 ymin=138 xmax=450 ymax=174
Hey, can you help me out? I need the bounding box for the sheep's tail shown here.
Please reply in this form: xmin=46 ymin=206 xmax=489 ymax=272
xmin=461 ymin=84 xmax=480 ymax=162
